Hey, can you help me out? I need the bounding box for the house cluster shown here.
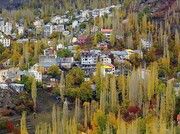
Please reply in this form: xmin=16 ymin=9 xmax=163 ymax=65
xmin=40 ymin=4 xmax=121 ymax=38
xmin=0 ymin=17 xmax=26 ymax=47
xmin=0 ymin=3 xmax=155 ymax=91
xmin=80 ymin=49 xmax=142 ymax=77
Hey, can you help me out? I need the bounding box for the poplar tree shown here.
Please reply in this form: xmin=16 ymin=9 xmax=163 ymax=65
xmin=59 ymin=72 xmax=65 ymax=102
xmin=23 ymin=43 xmax=29 ymax=65
xmin=83 ymin=102 xmax=90 ymax=128
xmin=52 ymin=104 xmax=57 ymax=134
xmin=34 ymin=43 xmax=38 ymax=59
xmin=21 ymin=111 xmax=28 ymax=134
xmin=110 ymin=32 xmax=115 ymax=47
xmin=118 ymin=75 xmax=126 ymax=102
xmin=110 ymin=75 xmax=118 ymax=110
xmin=74 ymin=98 xmax=80 ymax=121
xmin=31 ymin=78 xmax=37 ymax=112
xmin=175 ymin=29 xmax=179 ymax=46
xmin=95 ymin=62 xmax=102 ymax=99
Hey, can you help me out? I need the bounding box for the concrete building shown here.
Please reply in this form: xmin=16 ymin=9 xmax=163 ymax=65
xmin=44 ymin=23 xmax=53 ymax=37
xmin=56 ymin=44 xmax=65 ymax=50
xmin=141 ymin=38 xmax=152 ymax=49
xmin=2 ymin=22 xmax=12 ymax=35
xmin=0 ymin=38 xmax=10 ymax=47
xmin=17 ymin=26 xmax=24 ymax=35
xmin=80 ymin=51 xmax=98 ymax=69
xmin=28 ymin=68 xmax=42 ymax=82
xmin=0 ymin=67 xmax=21 ymax=82
xmin=111 ymin=51 xmax=129 ymax=60
xmin=100 ymin=55 xmax=111 ymax=64
xmin=59 ymin=57 xmax=74 ymax=69
xmin=39 ymin=55 xmax=58 ymax=71
xmin=101 ymin=64 xmax=115 ymax=76
xmin=101 ymin=29 xmax=113 ymax=41
xmin=0 ymin=17 xmax=4 ymax=31
xmin=53 ymin=24 xmax=64 ymax=32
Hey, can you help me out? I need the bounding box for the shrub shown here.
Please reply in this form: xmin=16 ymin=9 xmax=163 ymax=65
xmin=0 ymin=119 xmax=8 ymax=129
xmin=15 ymin=104 xmax=27 ymax=114
xmin=13 ymin=128 xmax=20 ymax=134
xmin=6 ymin=121 xmax=14 ymax=133
xmin=1 ymin=109 xmax=11 ymax=116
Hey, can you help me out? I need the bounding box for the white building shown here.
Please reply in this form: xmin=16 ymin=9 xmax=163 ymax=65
xmin=101 ymin=64 xmax=115 ymax=77
xmin=44 ymin=23 xmax=53 ymax=37
xmin=100 ymin=55 xmax=111 ymax=64
xmin=0 ymin=38 xmax=10 ymax=47
xmin=34 ymin=19 xmax=44 ymax=28
xmin=2 ymin=22 xmax=12 ymax=35
xmin=101 ymin=29 xmax=113 ymax=41
xmin=51 ymin=15 xmax=62 ymax=24
xmin=28 ymin=69 xmax=42 ymax=82
xmin=53 ymin=24 xmax=64 ymax=32
xmin=72 ymin=20 xmax=79 ymax=29
xmin=99 ymin=8 xmax=110 ymax=17
xmin=56 ymin=44 xmax=65 ymax=50
xmin=81 ymin=51 xmax=98 ymax=69
xmin=141 ymin=38 xmax=152 ymax=49
xmin=0 ymin=17 xmax=4 ymax=31
xmin=111 ymin=51 xmax=129 ymax=60
xmin=81 ymin=10 xmax=90 ymax=18
xmin=17 ymin=26 xmax=24 ymax=35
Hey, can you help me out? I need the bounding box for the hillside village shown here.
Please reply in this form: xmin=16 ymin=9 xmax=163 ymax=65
xmin=0 ymin=4 xmax=146 ymax=88
xmin=0 ymin=0 xmax=179 ymax=133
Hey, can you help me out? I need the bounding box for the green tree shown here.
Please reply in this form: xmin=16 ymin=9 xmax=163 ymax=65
xmin=65 ymin=74 xmax=74 ymax=88
xmin=79 ymin=82 xmax=93 ymax=102
xmin=57 ymin=49 xmax=73 ymax=58
xmin=69 ymin=67 xmax=85 ymax=85
xmin=0 ymin=42 xmax=5 ymax=54
xmin=1 ymin=48 xmax=11 ymax=60
xmin=20 ymin=75 xmax=33 ymax=92
xmin=95 ymin=62 xmax=102 ymax=99
xmin=47 ymin=65 xmax=61 ymax=78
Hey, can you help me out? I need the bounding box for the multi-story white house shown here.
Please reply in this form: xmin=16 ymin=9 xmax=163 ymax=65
xmin=44 ymin=23 xmax=53 ymax=37
xmin=0 ymin=67 xmax=21 ymax=82
xmin=0 ymin=38 xmax=10 ymax=47
xmin=141 ymin=38 xmax=152 ymax=49
xmin=99 ymin=8 xmax=110 ymax=17
xmin=28 ymin=68 xmax=42 ymax=82
xmin=100 ymin=55 xmax=112 ymax=64
xmin=56 ymin=44 xmax=65 ymax=50
xmin=80 ymin=51 xmax=98 ymax=69
xmin=53 ymin=24 xmax=64 ymax=32
xmin=72 ymin=20 xmax=79 ymax=29
xmin=51 ymin=15 xmax=62 ymax=24
xmin=0 ymin=17 xmax=4 ymax=31
xmin=101 ymin=64 xmax=115 ymax=77
xmin=111 ymin=51 xmax=129 ymax=60
xmin=92 ymin=9 xmax=100 ymax=18
xmin=34 ymin=19 xmax=44 ymax=28
xmin=2 ymin=22 xmax=12 ymax=35
xmin=58 ymin=57 xmax=74 ymax=69
xmin=17 ymin=26 xmax=24 ymax=35
xmin=81 ymin=10 xmax=90 ymax=18
xmin=101 ymin=29 xmax=113 ymax=41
